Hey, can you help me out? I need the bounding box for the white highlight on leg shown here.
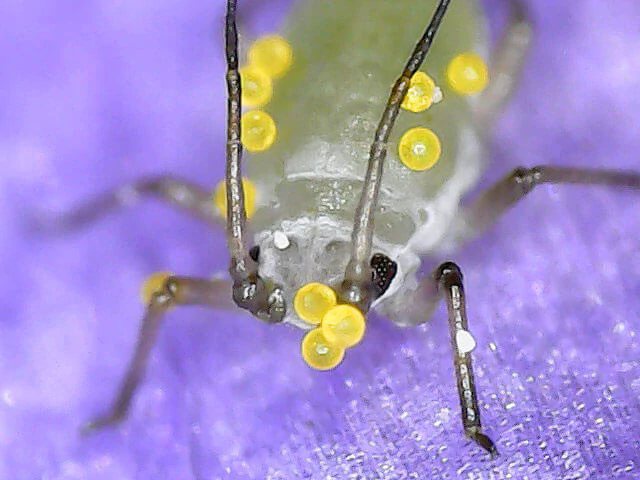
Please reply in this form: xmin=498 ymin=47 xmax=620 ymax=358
xmin=455 ymin=329 xmax=477 ymax=355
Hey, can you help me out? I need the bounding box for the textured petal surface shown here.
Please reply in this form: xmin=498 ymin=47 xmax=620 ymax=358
xmin=1 ymin=1 xmax=639 ymax=479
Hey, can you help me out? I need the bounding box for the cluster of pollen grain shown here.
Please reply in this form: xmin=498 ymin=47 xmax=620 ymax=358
xmin=401 ymin=71 xmax=440 ymax=113
xmin=213 ymin=36 xmax=293 ymax=219
xmin=398 ymin=70 xmax=443 ymax=172
xmin=213 ymin=177 xmax=257 ymax=219
xmin=396 ymin=53 xmax=488 ymax=172
xmin=398 ymin=127 xmax=442 ymax=171
xmin=296 ymin=282 xmax=366 ymax=370
xmin=446 ymin=52 xmax=489 ymax=95
xmin=238 ymin=35 xmax=294 ymax=153
xmin=140 ymin=271 xmax=173 ymax=305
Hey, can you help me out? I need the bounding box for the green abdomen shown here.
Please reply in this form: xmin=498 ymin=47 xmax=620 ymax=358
xmin=247 ymin=0 xmax=485 ymax=247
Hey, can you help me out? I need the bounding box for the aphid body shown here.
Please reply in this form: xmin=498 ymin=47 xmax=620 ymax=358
xmin=52 ymin=0 xmax=638 ymax=458
xmin=248 ymin=0 xmax=485 ymax=329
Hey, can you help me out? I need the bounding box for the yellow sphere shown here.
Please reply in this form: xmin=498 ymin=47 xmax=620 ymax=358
xmin=401 ymin=71 xmax=436 ymax=113
xmin=301 ymin=328 xmax=345 ymax=371
xmin=140 ymin=271 xmax=173 ymax=305
xmin=213 ymin=178 xmax=257 ymax=219
xmin=446 ymin=52 xmax=489 ymax=95
xmin=248 ymin=35 xmax=293 ymax=79
xmin=241 ymin=110 xmax=277 ymax=152
xmin=321 ymin=304 xmax=366 ymax=348
xmin=294 ymin=282 xmax=338 ymax=325
xmin=240 ymin=66 xmax=273 ymax=108
xmin=398 ymin=127 xmax=442 ymax=171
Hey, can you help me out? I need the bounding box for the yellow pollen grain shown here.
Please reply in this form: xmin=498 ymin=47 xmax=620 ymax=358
xmin=301 ymin=328 xmax=345 ymax=370
xmin=240 ymin=65 xmax=273 ymax=108
xmin=294 ymin=282 xmax=338 ymax=325
xmin=248 ymin=35 xmax=293 ymax=79
xmin=401 ymin=71 xmax=436 ymax=112
xmin=241 ymin=110 xmax=277 ymax=152
xmin=321 ymin=304 xmax=366 ymax=348
xmin=398 ymin=127 xmax=442 ymax=171
xmin=446 ymin=52 xmax=489 ymax=95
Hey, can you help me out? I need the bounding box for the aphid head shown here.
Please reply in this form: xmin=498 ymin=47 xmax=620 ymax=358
xmin=221 ymin=0 xmax=454 ymax=367
xmin=251 ymin=219 xmax=397 ymax=369
xmin=253 ymin=219 xmax=355 ymax=329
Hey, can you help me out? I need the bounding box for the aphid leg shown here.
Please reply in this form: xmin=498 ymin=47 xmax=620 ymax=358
xmin=430 ymin=262 xmax=498 ymax=457
xmin=464 ymin=166 xmax=640 ymax=235
xmin=36 ymin=176 xmax=219 ymax=233
xmin=473 ymin=0 xmax=532 ymax=131
xmin=82 ymin=276 xmax=236 ymax=433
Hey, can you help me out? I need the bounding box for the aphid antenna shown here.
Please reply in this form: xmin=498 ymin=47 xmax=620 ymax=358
xmin=342 ymin=0 xmax=452 ymax=310
xmin=224 ymin=0 xmax=285 ymax=322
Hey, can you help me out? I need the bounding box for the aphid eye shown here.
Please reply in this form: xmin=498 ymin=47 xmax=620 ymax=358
xmin=249 ymin=245 xmax=260 ymax=262
xmin=370 ymin=253 xmax=398 ymax=298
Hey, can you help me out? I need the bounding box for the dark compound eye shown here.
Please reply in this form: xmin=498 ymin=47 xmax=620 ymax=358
xmin=249 ymin=245 xmax=260 ymax=262
xmin=370 ymin=253 xmax=398 ymax=298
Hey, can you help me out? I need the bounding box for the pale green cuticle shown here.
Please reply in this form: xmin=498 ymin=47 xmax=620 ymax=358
xmin=246 ymin=0 xmax=484 ymax=245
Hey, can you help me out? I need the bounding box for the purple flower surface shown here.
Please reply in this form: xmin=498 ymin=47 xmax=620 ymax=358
xmin=1 ymin=0 xmax=639 ymax=478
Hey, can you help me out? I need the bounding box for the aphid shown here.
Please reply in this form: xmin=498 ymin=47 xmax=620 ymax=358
xmin=48 ymin=0 xmax=639 ymax=458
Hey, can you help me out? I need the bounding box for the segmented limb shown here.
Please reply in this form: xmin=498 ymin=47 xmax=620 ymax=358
xmin=416 ymin=262 xmax=498 ymax=457
xmin=474 ymin=0 xmax=533 ymax=132
xmin=225 ymin=0 xmax=256 ymax=281
xmin=82 ymin=276 xmax=235 ymax=432
xmin=464 ymin=166 xmax=640 ymax=235
xmin=35 ymin=176 xmax=220 ymax=232
xmin=343 ymin=0 xmax=451 ymax=309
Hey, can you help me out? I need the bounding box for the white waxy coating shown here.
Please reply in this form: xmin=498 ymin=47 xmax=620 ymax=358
xmin=273 ymin=230 xmax=291 ymax=250
xmin=455 ymin=329 xmax=477 ymax=354
xmin=432 ymin=86 xmax=443 ymax=104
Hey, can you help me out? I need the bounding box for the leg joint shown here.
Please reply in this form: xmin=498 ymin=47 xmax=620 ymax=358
xmin=435 ymin=261 xmax=462 ymax=280
xmin=511 ymin=166 xmax=544 ymax=194
xmin=149 ymin=276 xmax=178 ymax=307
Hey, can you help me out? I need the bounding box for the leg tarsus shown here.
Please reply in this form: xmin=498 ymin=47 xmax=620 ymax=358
xmin=468 ymin=429 xmax=499 ymax=459
xmin=80 ymin=412 xmax=127 ymax=435
xmin=409 ymin=262 xmax=497 ymax=457
xmin=81 ymin=276 xmax=235 ymax=434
